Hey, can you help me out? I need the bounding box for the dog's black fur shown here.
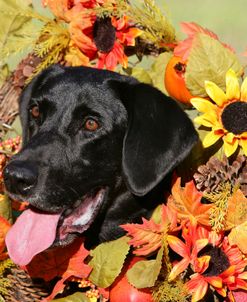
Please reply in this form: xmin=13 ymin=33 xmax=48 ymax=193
xmin=4 ymin=65 xmax=198 ymax=248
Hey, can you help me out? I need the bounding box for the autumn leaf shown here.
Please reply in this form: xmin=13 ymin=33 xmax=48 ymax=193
xmin=127 ymin=247 xmax=163 ymax=288
xmin=49 ymin=292 xmax=90 ymax=302
xmin=168 ymin=177 xmax=212 ymax=226
xmin=174 ymin=22 xmax=234 ymax=61
xmin=225 ymin=189 xmax=247 ymax=230
xmin=185 ymin=33 xmax=243 ymax=97
xmin=25 ymin=238 xmax=92 ymax=301
xmin=0 ymin=194 xmax=12 ymax=223
xmin=121 ymin=204 xmax=178 ymax=256
xmin=228 ymin=222 xmax=247 ymax=254
xmin=89 ymin=236 xmax=130 ymax=288
xmin=0 ymin=216 xmax=11 ymax=260
xmin=223 ymin=189 xmax=247 ymax=254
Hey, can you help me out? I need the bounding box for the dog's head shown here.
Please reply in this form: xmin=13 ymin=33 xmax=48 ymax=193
xmin=4 ymin=65 xmax=198 ymax=265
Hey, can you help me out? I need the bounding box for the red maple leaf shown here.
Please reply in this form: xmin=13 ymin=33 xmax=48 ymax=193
xmin=24 ymin=237 xmax=92 ymax=301
xmin=121 ymin=204 xmax=179 ymax=256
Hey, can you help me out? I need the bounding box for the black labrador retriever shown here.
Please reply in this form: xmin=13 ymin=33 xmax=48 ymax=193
xmin=3 ymin=65 xmax=198 ymax=266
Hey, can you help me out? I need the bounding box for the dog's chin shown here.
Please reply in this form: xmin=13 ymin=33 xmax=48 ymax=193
xmin=52 ymin=187 xmax=108 ymax=247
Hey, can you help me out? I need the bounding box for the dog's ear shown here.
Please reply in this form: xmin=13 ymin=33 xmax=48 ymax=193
xmin=109 ymin=80 xmax=198 ymax=196
xmin=20 ymin=64 xmax=65 ymax=145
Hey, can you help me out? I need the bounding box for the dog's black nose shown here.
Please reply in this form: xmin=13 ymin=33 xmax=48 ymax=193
xmin=3 ymin=161 xmax=38 ymax=196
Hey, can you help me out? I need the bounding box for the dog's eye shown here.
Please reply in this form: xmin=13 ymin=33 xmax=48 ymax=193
xmin=30 ymin=105 xmax=40 ymax=118
xmin=84 ymin=118 xmax=99 ymax=131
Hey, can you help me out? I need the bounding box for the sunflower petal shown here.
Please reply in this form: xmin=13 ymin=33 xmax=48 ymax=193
xmin=194 ymin=116 xmax=212 ymax=127
xmin=168 ymin=258 xmax=189 ymax=281
xmin=226 ymin=69 xmax=240 ymax=100
xmin=203 ymin=130 xmax=223 ymax=148
xmin=194 ymin=112 xmax=218 ymax=127
xmin=205 ymin=81 xmax=227 ymax=106
xmin=191 ymin=98 xmax=216 ymax=113
xmin=224 ymin=132 xmax=236 ymax=144
xmin=240 ymin=139 xmax=247 ymax=156
xmin=241 ymin=76 xmax=247 ymax=101
xmin=223 ymin=135 xmax=239 ymax=157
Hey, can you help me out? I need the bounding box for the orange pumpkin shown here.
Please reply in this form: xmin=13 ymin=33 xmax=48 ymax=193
xmin=164 ymin=56 xmax=193 ymax=105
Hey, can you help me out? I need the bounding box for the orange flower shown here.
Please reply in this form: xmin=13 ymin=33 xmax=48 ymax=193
xmin=43 ymin=0 xmax=102 ymax=20
xmin=95 ymin=16 xmax=142 ymax=70
xmin=44 ymin=0 xmax=141 ymax=70
xmin=167 ymin=222 xmax=211 ymax=281
xmin=185 ymin=236 xmax=247 ymax=302
xmin=187 ymin=272 xmax=223 ymax=302
xmin=65 ymin=43 xmax=90 ymax=66
xmin=221 ymin=238 xmax=247 ymax=293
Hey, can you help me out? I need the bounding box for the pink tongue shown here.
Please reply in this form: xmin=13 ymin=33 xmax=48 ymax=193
xmin=6 ymin=208 xmax=61 ymax=266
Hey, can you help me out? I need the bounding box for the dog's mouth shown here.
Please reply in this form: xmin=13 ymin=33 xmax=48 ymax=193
xmin=5 ymin=187 xmax=107 ymax=266
xmin=56 ymin=188 xmax=107 ymax=243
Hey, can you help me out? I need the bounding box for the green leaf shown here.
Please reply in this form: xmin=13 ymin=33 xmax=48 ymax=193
xmin=3 ymin=116 xmax=22 ymax=140
xmin=127 ymin=246 xmax=163 ymax=288
xmin=185 ymin=33 xmax=243 ymax=97
xmin=0 ymin=194 xmax=12 ymax=223
xmin=50 ymin=292 xmax=89 ymax=302
xmin=151 ymin=204 xmax=162 ymax=224
xmin=131 ymin=67 xmax=153 ymax=84
xmin=89 ymin=236 xmax=130 ymax=288
xmin=149 ymin=52 xmax=173 ymax=95
xmin=0 ymin=0 xmax=41 ymax=70
xmin=0 ymin=64 xmax=9 ymax=86
xmin=0 ymin=295 xmax=5 ymax=302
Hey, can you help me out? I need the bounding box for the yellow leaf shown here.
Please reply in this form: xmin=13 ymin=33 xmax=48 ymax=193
xmin=225 ymin=189 xmax=247 ymax=229
xmin=228 ymin=222 xmax=247 ymax=254
xmin=185 ymin=33 xmax=243 ymax=97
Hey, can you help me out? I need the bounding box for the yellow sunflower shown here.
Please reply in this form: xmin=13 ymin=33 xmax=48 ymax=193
xmin=191 ymin=69 xmax=247 ymax=157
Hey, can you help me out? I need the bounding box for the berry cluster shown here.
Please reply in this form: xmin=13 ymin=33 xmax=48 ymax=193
xmin=86 ymin=288 xmax=100 ymax=300
xmin=70 ymin=278 xmax=106 ymax=301
xmin=0 ymin=136 xmax=21 ymax=191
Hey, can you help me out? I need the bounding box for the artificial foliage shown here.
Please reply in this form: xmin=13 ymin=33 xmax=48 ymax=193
xmin=1 ymin=0 xmax=247 ymax=302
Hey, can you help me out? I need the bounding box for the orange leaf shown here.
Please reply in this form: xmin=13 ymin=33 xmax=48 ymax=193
xmin=25 ymin=237 xmax=91 ymax=282
xmin=121 ymin=205 xmax=178 ymax=256
xmin=168 ymin=177 xmax=212 ymax=226
xmin=43 ymin=0 xmax=70 ymax=20
xmin=0 ymin=216 xmax=11 ymax=257
xmin=225 ymin=189 xmax=247 ymax=230
xmin=42 ymin=278 xmax=66 ymax=301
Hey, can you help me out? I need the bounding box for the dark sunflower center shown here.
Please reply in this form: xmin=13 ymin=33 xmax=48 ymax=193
xmin=93 ymin=17 xmax=116 ymax=53
xmin=198 ymin=245 xmax=230 ymax=277
xmin=221 ymin=101 xmax=247 ymax=135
